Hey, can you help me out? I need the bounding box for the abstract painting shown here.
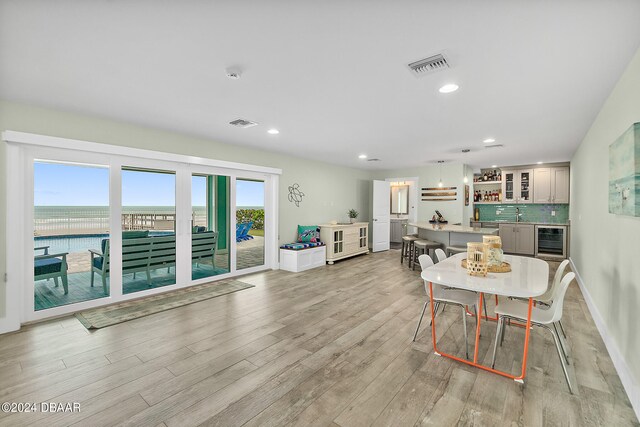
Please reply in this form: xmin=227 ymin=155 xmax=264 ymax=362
xmin=609 ymin=122 xmax=640 ymax=216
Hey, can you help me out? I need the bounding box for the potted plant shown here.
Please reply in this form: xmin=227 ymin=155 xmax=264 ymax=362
xmin=347 ymin=209 xmax=359 ymax=223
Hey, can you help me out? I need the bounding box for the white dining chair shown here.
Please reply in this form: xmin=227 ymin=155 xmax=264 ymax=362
xmin=435 ymin=248 xmax=447 ymax=263
xmin=511 ymin=259 xmax=570 ymax=338
xmin=413 ymin=254 xmax=479 ymax=360
xmin=537 ymin=259 xmax=571 ymax=340
xmin=490 ymin=272 xmax=576 ymax=393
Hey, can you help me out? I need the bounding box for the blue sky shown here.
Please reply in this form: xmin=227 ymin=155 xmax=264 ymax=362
xmin=34 ymin=162 xmax=264 ymax=207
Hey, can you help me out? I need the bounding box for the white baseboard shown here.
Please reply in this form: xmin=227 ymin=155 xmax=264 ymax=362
xmin=569 ymin=257 xmax=639 ymax=421
xmin=0 ymin=316 xmax=20 ymax=335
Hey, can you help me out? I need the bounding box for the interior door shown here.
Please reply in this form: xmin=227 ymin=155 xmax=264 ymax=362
xmin=372 ymin=180 xmax=390 ymax=252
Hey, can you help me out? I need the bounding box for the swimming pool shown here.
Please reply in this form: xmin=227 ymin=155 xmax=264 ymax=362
xmin=34 ymin=232 xmax=174 ymax=254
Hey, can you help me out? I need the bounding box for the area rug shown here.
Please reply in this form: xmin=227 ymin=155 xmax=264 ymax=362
xmin=75 ymin=279 xmax=255 ymax=329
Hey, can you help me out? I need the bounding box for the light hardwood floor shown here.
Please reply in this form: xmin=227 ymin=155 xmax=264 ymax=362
xmin=0 ymin=250 xmax=637 ymax=426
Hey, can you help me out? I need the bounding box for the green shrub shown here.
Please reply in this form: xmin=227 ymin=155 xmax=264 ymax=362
xmin=236 ymin=208 xmax=264 ymax=230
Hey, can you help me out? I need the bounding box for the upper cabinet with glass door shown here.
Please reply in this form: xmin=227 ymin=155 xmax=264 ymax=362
xmin=501 ymin=169 xmax=534 ymax=203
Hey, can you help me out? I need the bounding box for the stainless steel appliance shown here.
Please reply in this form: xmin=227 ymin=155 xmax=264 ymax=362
xmin=535 ymin=225 xmax=567 ymax=259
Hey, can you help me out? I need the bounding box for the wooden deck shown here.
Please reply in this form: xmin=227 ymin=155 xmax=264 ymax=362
xmin=34 ymin=237 xmax=264 ymax=311
xmin=3 ymin=249 xmax=636 ymax=426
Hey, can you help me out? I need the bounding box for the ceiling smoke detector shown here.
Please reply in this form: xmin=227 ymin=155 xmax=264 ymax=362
xmin=407 ymin=53 xmax=449 ymax=77
xmin=461 ymin=149 xmax=471 ymax=153
xmin=229 ymin=118 xmax=258 ymax=128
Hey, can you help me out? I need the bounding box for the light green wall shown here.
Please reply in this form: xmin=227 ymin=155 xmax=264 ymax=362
xmin=0 ymin=100 xmax=372 ymax=319
xmin=373 ymin=163 xmax=467 ymax=224
xmin=571 ymin=46 xmax=640 ymax=384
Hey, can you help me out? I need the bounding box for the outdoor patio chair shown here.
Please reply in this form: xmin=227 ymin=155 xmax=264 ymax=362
xmin=236 ymin=221 xmax=254 ymax=242
xmin=34 ymin=246 xmax=69 ymax=294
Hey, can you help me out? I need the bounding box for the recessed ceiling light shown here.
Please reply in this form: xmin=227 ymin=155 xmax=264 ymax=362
xmin=491 ymin=165 xmax=497 ymax=168
xmin=537 ymin=161 xmax=543 ymax=164
xmin=438 ymin=83 xmax=459 ymax=93
xmin=483 ymin=138 xmax=496 ymax=143
xmin=358 ymin=154 xmax=367 ymax=159
xmin=267 ymin=129 xmax=279 ymax=135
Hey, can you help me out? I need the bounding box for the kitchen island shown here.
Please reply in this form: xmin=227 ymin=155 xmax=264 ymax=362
xmin=409 ymin=222 xmax=498 ymax=247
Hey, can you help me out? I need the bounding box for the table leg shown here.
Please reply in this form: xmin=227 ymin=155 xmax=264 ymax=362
xmin=473 ymin=292 xmax=484 ymax=363
xmin=514 ymin=297 xmax=534 ymax=382
xmin=428 ymin=282 xmax=439 ymax=356
xmin=465 ymin=295 xmax=499 ymax=321
xmin=428 ymin=282 xmax=533 ymax=383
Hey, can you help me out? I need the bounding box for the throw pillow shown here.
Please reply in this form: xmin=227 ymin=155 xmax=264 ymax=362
xmin=297 ymin=225 xmax=320 ymax=243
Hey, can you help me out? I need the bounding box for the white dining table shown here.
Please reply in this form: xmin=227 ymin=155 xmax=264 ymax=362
xmin=420 ymin=252 xmax=549 ymax=383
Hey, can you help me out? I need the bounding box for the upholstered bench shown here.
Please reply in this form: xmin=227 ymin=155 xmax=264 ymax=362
xmin=279 ymin=242 xmax=326 ymax=272
xmin=280 ymin=242 xmax=327 ymax=273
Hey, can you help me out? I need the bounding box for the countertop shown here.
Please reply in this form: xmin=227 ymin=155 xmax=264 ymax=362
xmin=472 ymin=220 xmax=570 ymax=226
xmin=410 ymin=222 xmax=499 ymax=234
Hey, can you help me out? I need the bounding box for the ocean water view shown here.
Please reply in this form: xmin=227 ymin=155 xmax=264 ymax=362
xmin=34 ymin=205 xmax=263 ymax=236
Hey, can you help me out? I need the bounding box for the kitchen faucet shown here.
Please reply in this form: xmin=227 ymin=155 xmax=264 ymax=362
xmin=515 ymin=207 xmax=520 ymax=222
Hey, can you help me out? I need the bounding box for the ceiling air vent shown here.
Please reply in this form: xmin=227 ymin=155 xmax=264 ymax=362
xmin=229 ymin=118 xmax=258 ymax=128
xmin=407 ymin=53 xmax=449 ymax=77
xmin=484 ymin=144 xmax=504 ymax=149
xmin=367 ymin=158 xmax=381 ymax=162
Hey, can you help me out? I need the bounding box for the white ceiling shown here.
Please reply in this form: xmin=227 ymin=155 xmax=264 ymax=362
xmin=1 ymin=1 xmax=640 ymax=171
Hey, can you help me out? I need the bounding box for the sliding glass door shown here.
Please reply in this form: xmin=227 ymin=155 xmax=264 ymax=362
xmin=235 ymin=178 xmax=265 ymax=270
xmin=191 ymin=173 xmax=230 ymax=279
xmin=33 ymin=161 xmax=111 ymax=311
xmin=121 ymin=167 xmax=177 ymax=294
xmin=13 ymin=136 xmax=278 ymax=323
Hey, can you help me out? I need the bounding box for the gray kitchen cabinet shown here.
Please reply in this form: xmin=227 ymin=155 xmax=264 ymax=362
xmin=533 ymin=166 xmax=569 ymax=204
xmin=499 ymin=224 xmax=517 ymax=253
xmin=499 ymin=223 xmax=534 ymax=255
xmin=533 ymin=168 xmax=552 ymax=203
xmin=552 ymin=167 xmax=570 ymax=203
xmin=515 ymin=224 xmax=535 ymax=255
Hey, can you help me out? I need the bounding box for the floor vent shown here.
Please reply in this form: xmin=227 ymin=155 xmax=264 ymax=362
xmin=407 ymin=53 xmax=449 ymax=77
xmin=229 ymin=118 xmax=258 ymax=128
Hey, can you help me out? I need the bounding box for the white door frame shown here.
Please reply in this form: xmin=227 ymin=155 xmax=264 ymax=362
xmin=385 ymin=176 xmax=419 ymax=234
xmin=2 ymin=131 xmax=281 ymax=329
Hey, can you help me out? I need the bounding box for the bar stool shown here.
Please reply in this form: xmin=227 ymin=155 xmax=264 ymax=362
xmin=401 ymin=235 xmax=419 ymax=267
xmin=413 ymin=239 xmax=443 ymax=270
xmin=446 ymin=245 xmax=466 ymax=257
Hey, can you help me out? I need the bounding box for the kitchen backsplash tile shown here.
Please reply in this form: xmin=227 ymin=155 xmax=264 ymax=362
xmin=477 ymin=204 xmax=569 ymax=223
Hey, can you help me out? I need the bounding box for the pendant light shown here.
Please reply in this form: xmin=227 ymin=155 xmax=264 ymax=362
xmin=462 ymin=149 xmax=471 ymax=183
xmin=437 ymin=160 xmax=445 ymax=187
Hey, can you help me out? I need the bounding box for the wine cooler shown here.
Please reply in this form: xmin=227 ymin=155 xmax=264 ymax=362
xmin=534 ymin=225 xmax=567 ymax=259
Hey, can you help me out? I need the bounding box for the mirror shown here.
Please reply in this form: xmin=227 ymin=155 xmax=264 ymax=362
xmin=390 ymin=185 xmax=409 ymax=214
